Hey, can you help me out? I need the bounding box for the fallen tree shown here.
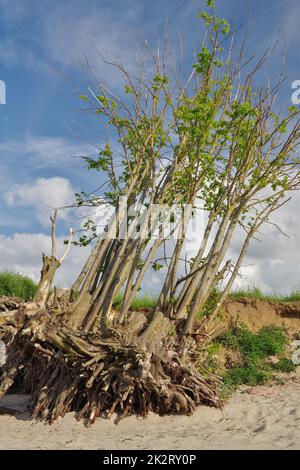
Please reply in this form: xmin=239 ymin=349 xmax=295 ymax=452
xmin=1 ymin=1 xmax=300 ymax=424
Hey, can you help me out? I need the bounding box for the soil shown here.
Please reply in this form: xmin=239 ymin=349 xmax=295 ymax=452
xmin=224 ymin=298 xmax=300 ymax=335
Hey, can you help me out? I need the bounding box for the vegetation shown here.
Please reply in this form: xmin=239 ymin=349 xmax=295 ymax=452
xmin=220 ymin=324 xmax=289 ymax=359
xmin=218 ymin=324 xmax=296 ymax=395
xmin=113 ymin=293 xmax=158 ymax=310
xmin=0 ymin=272 xmax=37 ymax=301
xmin=112 ymin=284 xmax=300 ymax=313
xmin=1 ymin=0 xmax=300 ymax=425
xmin=229 ymin=286 xmax=300 ymax=303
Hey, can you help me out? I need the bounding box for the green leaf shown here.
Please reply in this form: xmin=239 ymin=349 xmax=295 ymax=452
xmin=124 ymin=85 xmax=134 ymax=95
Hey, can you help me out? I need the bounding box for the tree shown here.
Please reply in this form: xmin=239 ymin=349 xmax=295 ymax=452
xmin=1 ymin=1 xmax=300 ymax=424
xmin=34 ymin=209 xmax=74 ymax=306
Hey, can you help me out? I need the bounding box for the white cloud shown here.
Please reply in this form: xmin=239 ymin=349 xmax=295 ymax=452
xmin=43 ymin=4 xmax=139 ymax=65
xmin=4 ymin=177 xmax=75 ymax=226
xmin=0 ymin=0 xmax=143 ymax=81
xmin=1 ymin=190 xmax=300 ymax=295
xmin=39 ymin=2 xmax=145 ymax=90
xmin=0 ymin=232 xmax=89 ymax=287
xmin=0 ymin=136 xmax=91 ymax=168
xmin=228 ymin=191 xmax=300 ymax=294
xmin=139 ymin=192 xmax=300 ymax=296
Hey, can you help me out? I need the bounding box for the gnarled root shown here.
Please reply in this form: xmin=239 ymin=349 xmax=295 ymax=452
xmin=0 ymin=312 xmax=220 ymax=426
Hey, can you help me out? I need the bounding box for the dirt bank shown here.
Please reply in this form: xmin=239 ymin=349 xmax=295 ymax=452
xmin=225 ymin=299 xmax=300 ymax=335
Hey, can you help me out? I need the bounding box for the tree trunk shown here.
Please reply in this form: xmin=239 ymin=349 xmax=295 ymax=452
xmin=34 ymin=255 xmax=61 ymax=306
xmin=0 ymin=308 xmax=219 ymax=424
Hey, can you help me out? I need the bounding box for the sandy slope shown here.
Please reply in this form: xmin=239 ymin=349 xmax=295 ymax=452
xmin=225 ymin=298 xmax=300 ymax=334
xmin=0 ymin=377 xmax=300 ymax=450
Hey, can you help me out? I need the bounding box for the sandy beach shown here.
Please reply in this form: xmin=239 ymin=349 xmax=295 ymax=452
xmin=0 ymin=377 xmax=299 ymax=450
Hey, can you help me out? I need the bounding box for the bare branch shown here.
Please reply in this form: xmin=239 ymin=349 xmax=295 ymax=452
xmin=59 ymin=228 xmax=75 ymax=265
xmin=50 ymin=209 xmax=58 ymax=258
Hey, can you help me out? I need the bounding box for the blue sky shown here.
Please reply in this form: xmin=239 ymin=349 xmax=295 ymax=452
xmin=1 ymin=0 xmax=300 ymax=292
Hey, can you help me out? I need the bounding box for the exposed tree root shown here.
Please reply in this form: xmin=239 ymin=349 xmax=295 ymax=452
xmin=0 ymin=296 xmax=23 ymax=313
xmin=0 ymin=310 xmax=220 ymax=426
xmin=0 ymin=297 xmax=46 ymax=346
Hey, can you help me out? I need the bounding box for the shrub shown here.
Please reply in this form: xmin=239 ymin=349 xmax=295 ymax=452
xmin=273 ymin=358 xmax=296 ymax=373
xmin=218 ymin=323 xmax=293 ymax=396
xmin=0 ymin=272 xmax=37 ymax=300
xmin=220 ymin=324 xmax=288 ymax=363
xmin=223 ymin=365 xmax=271 ymax=388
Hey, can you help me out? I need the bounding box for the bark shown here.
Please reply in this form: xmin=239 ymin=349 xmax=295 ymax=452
xmin=182 ymin=215 xmax=237 ymax=337
xmin=71 ymin=240 xmax=103 ymax=293
xmin=34 ymin=255 xmax=61 ymax=306
xmin=137 ymin=311 xmax=171 ymax=355
xmin=0 ymin=308 xmax=219 ymax=425
xmin=118 ymin=239 xmax=162 ymax=324
xmin=0 ymin=297 xmax=23 ymax=313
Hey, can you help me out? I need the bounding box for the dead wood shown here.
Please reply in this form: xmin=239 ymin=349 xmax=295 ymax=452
xmin=0 ymin=308 xmax=219 ymax=425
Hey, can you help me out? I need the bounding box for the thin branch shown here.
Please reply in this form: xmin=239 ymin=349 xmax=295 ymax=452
xmin=59 ymin=228 xmax=75 ymax=264
xmin=50 ymin=209 xmax=58 ymax=258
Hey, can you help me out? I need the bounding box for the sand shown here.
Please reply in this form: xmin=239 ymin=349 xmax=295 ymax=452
xmin=0 ymin=377 xmax=300 ymax=450
xmin=225 ymin=298 xmax=300 ymax=334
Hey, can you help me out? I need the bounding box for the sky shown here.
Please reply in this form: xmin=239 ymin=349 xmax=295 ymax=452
xmin=1 ymin=0 xmax=300 ymax=294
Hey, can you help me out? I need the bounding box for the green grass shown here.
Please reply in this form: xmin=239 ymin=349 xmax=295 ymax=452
xmin=220 ymin=324 xmax=289 ymax=360
xmin=229 ymin=286 xmax=300 ymax=302
xmin=222 ymin=365 xmax=271 ymax=389
xmin=113 ymin=293 xmax=158 ymax=310
xmin=218 ymin=323 xmax=296 ymax=396
xmin=130 ymin=295 xmax=158 ymax=309
xmin=272 ymin=358 xmax=297 ymax=373
xmin=112 ymin=284 xmax=300 ymax=315
xmin=0 ymin=271 xmax=38 ymax=301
